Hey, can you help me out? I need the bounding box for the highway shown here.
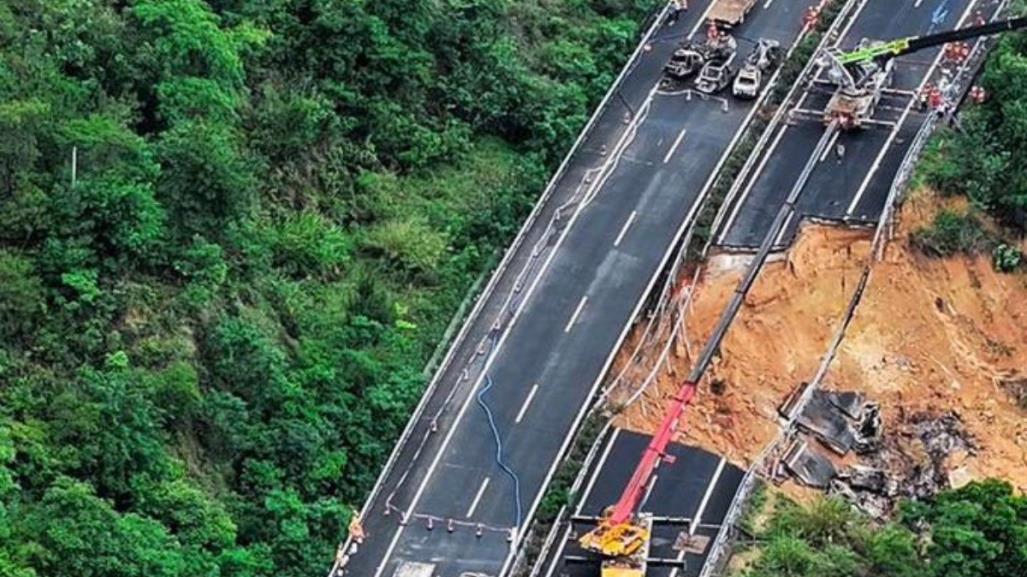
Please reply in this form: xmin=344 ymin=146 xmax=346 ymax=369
xmin=717 ymin=0 xmax=988 ymax=248
xmin=532 ymin=1 xmax=1007 ymax=576
xmin=338 ymin=2 xmax=810 ymax=576
xmin=537 ymin=432 xmax=744 ymax=577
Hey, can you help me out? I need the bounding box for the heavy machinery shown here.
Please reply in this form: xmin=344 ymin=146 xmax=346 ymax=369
xmin=709 ymin=0 xmax=758 ymax=28
xmin=820 ymin=15 xmax=1027 ymax=129
xmin=733 ymin=39 xmax=781 ymax=98
xmin=578 ymin=380 xmax=698 ymax=577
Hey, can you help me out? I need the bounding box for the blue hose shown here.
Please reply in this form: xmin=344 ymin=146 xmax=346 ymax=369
xmin=476 ymin=374 xmax=523 ymax=528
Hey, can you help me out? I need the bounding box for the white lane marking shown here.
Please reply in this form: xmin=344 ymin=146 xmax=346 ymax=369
xmin=775 ymin=210 xmax=794 ymax=247
xmin=663 ymin=128 xmax=688 ymax=164
xmin=372 ymin=54 xmax=656 ymax=577
xmin=543 ymin=524 xmax=574 ymax=577
xmin=514 ymin=384 xmax=540 ymax=424
xmin=690 ymin=457 xmax=727 ymax=535
xmin=578 ymin=428 xmax=621 ymax=512
xmin=465 ymin=477 xmax=491 ymax=518
xmin=669 ymin=457 xmax=728 ymax=577
xmin=717 ymin=124 xmax=790 ymax=243
xmin=564 ymin=296 xmax=588 ymax=333
xmin=763 ymin=0 xmax=775 ymax=8
xmin=543 ymin=428 xmax=620 ymax=577
xmin=614 ymin=210 xmax=639 ymax=247
xmin=915 ymin=0 xmax=924 ymax=7
xmin=845 ymin=0 xmax=977 ymax=217
xmin=819 ymin=130 xmax=840 ymax=162
xmin=640 ymin=474 xmax=659 ymax=510
xmin=501 ymin=0 xmax=807 ymax=570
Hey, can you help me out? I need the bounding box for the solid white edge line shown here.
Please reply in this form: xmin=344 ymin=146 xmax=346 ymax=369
xmin=564 ymin=296 xmax=589 ymax=333
xmin=466 ymin=477 xmax=491 ymax=518
xmin=514 ymin=384 xmax=541 ymax=424
xmin=371 ymin=74 xmax=659 ymax=577
xmin=542 ymin=524 xmax=574 ymax=577
xmin=540 ymin=427 xmax=620 ymax=577
xmin=845 ymin=0 xmax=977 ymax=217
xmin=819 ymin=130 xmax=840 ymax=162
xmin=502 ymin=0 xmax=800 ymax=573
xmin=668 ymin=457 xmax=727 ymax=577
xmin=577 ymin=428 xmax=622 ymax=512
xmin=663 ymin=128 xmax=688 ymax=164
xmin=717 ymin=123 xmax=790 ymax=243
xmin=614 ymin=210 xmax=639 ymax=247
xmin=690 ymin=457 xmax=728 ymax=535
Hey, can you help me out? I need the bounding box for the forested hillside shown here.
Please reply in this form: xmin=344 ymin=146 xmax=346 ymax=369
xmin=0 ymin=1 xmax=660 ymax=575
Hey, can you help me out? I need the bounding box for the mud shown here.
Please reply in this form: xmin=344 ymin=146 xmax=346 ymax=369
xmin=611 ymin=187 xmax=1027 ymax=495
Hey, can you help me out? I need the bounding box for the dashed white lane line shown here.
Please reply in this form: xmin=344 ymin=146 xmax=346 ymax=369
xmin=514 ymin=384 xmax=540 ymax=424
xmin=663 ymin=128 xmax=688 ymax=164
xmin=465 ymin=477 xmax=490 ymax=518
xmin=564 ymin=296 xmax=588 ymax=333
xmin=764 ymin=0 xmax=775 ymax=8
xmin=614 ymin=210 xmax=638 ymax=247
xmin=640 ymin=474 xmax=659 ymax=510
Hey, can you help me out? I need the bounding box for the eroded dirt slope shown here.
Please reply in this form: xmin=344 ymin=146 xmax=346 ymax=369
xmin=613 ymin=189 xmax=1027 ymax=490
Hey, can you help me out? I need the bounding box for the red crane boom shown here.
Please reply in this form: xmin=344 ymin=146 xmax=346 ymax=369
xmin=607 ymin=380 xmax=698 ymax=525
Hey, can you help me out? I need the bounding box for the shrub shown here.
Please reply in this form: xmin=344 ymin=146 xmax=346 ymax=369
xmin=911 ymin=210 xmax=991 ymax=257
xmin=992 ymin=243 xmax=1023 ymax=272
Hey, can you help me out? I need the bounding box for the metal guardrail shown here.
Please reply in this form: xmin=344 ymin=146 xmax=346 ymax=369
xmin=520 ymin=3 xmax=862 ymax=575
xmin=696 ymin=2 xmax=1007 ymax=574
xmin=330 ymin=3 xmax=676 ymax=574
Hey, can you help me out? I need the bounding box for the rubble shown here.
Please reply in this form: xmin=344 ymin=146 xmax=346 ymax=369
xmin=829 ymin=410 xmax=978 ymax=519
xmin=781 ymin=439 xmax=836 ymax=488
xmin=612 ymin=190 xmax=1027 ymax=510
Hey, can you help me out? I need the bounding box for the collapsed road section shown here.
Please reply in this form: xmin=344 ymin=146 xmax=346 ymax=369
xmin=336 ymin=1 xmax=814 ymax=577
xmin=534 ymin=2 xmax=1026 ymax=577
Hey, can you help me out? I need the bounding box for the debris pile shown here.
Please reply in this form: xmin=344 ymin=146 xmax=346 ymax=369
xmin=831 ymin=410 xmax=978 ymax=518
xmin=611 ymin=190 xmax=1027 ymax=510
xmin=779 ymin=387 xmax=977 ymax=518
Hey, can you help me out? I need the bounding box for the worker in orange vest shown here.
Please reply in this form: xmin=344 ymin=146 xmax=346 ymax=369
xmin=803 ymin=6 xmax=820 ymax=30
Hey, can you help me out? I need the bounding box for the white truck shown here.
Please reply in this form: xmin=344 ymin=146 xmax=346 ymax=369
xmin=709 ymin=0 xmax=758 ymax=28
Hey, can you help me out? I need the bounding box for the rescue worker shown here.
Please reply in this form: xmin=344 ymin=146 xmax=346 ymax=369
xmin=668 ymin=0 xmax=688 ymax=26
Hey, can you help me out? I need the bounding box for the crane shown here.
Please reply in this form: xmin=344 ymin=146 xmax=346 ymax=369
xmin=820 ymin=15 xmax=1027 ymax=129
xmin=837 ymin=15 xmax=1027 ymax=66
xmin=577 ymin=13 xmax=1027 ymax=577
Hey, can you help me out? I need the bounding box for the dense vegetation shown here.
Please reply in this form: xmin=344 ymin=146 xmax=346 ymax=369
xmin=917 ymin=19 xmax=1027 ymax=267
xmin=0 ymin=1 xmax=661 ymax=575
xmin=737 ymin=481 xmax=1027 ymax=577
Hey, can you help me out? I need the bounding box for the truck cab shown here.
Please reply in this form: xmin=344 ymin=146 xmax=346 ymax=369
xmin=709 ymin=0 xmax=757 ymax=28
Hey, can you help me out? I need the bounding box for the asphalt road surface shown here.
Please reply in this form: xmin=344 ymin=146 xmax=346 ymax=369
xmin=340 ymin=2 xmax=809 ymax=576
xmin=718 ymin=0 xmax=985 ymax=249
xmin=537 ymin=431 xmax=745 ymax=577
